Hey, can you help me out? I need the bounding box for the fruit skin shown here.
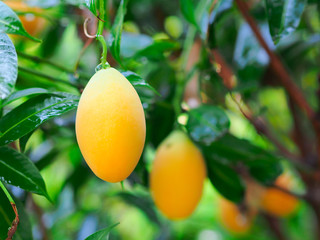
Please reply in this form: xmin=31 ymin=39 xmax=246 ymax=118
xmin=4 ymin=0 xmax=46 ymax=36
xmin=219 ymin=198 xmax=255 ymax=234
xmin=164 ymin=16 xmax=183 ymax=39
xmin=75 ymin=68 xmax=146 ymax=183
xmin=150 ymin=131 xmax=206 ymax=220
xmin=260 ymin=175 xmax=299 ymax=217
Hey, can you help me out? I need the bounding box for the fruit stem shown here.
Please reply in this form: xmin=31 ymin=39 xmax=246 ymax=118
xmin=0 ymin=181 xmax=20 ymax=240
xmin=96 ymin=0 xmax=110 ymax=69
xmin=0 ymin=181 xmax=15 ymax=204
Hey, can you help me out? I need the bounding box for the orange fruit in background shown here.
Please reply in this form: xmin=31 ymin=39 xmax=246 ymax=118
xmin=150 ymin=131 xmax=206 ymax=220
xmin=219 ymin=198 xmax=256 ymax=234
xmin=4 ymin=0 xmax=46 ymax=36
xmin=260 ymin=174 xmax=299 ymax=217
xmin=75 ymin=68 xmax=146 ymax=183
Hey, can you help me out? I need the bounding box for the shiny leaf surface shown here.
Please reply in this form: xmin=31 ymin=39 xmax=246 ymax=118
xmin=206 ymin=161 xmax=245 ymax=203
xmin=1 ymin=88 xmax=48 ymax=108
xmin=265 ymin=0 xmax=307 ymax=44
xmin=121 ymin=71 xmax=159 ymax=96
xmin=0 ymin=33 xmax=17 ymax=100
xmin=186 ymin=105 xmax=230 ymax=146
xmin=202 ymin=134 xmax=283 ymax=185
xmin=0 ymin=146 xmax=50 ymax=199
xmin=0 ymin=2 xmax=41 ymax=42
xmin=0 ymin=93 xmax=79 ymax=146
xmin=85 ymin=223 xmax=119 ymax=240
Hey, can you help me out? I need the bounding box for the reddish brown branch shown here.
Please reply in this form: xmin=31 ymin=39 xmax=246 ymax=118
xmin=29 ymin=195 xmax=50 ymax=240
xmin=211 ymin=50 xmax=237 ymax=89
xmin=208 ymin=49 xmax=299 ymax=163
xmin=234 ymin=0 xmax=314 ymax=120
xmin=234 ymin=0 xmax=320 ymax=167
xmin=6 ymin=203 xmax=19 ymax=240
xmin=263 ymin=214 xmax=288 ymax=240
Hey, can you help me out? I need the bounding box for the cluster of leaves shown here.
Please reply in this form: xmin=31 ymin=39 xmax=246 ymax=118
xmin=0 ymin=0 xmax=319 ymax=239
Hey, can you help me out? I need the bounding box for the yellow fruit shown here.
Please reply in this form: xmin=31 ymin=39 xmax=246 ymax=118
xmin=4 ymin=0 xmax=46 ymax=36
xmin=260 ymin=175 xmax=299 ymax=217
xmin=219 ymin=198 xmax=255 ymax=234
xmin=75 ymin=68 xmax=146 ymax=183
xmin=150 ymin=131 xmax=206 ymax=220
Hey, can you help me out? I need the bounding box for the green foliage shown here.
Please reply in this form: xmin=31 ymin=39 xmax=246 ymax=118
xmin=84 ymin=223 xmax=119 ymax=240
xmin=0 ymin=188 xmax=32 ymax=240
xmin=0 ymin=2 xmax=40 ymax=42
xmin=0 ymin=93 xmax=79 ymax=145
xmin=0 ymin=146 xmax=50 ymax=199
xmin=265 ymin=0 xmax=307 ymax=44
xmin=108 ymin=0 xmax=129 ymax=66
xmin=186 ymin=105 xmax=230 ymax=146
xmin=0 ymin=33 xmax=17 ymax=100
xmin=0 ymin=0 xmax=318 ymax=239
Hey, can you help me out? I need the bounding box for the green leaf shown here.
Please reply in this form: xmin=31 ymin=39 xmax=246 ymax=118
xmin=84 ymin=0 xmax=98 ymax=16
xmin=186 ymin=105 xmax=230 ymax=146
xmin=0 ymin=187 xmax=33 ymax=240
xmin=0 ymin=93 xmax=79 ymax=146
xmin=1 ymin=88 xmax=49 ymax=108
xmin=265 ymin=0 xmax=307 ymax=44
xmin=0 ymin=2 xmax=41 ymax=42
xmin=0 ymin=146 xmax=50 ymax=199
xmin=117 ymin=192 xmax=161 ymax=225
xmin=134 ymin=40 xmax=180 ymax=61
xmin=209 ymin=0 xmax=233 ymax=24
xmin=85 ymin=222 xmax=119 ymax=240
xmin=120 ymin=32 xmax=153 ymax=58
xmin=19 ymin=130 xmax=35 ymax=153
xmin=108 ymin=0 xmax=129 ymax=65
xmin=180 ymin=0 xmax=198 ymax=28
xmin=121 ymin=71 xmax=160 ymax=96
xmin=206 ymin=161 xmax=245 ymax=203
xmin=202 ymin=134 xmax=283 ymax=185
xmin=0 ymin=33 xmax=17 ymax=100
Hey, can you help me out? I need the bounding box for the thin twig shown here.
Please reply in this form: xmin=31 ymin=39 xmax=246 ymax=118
xmin=234 ymin=0 xmax=314 ymax=120
xmin=73 ymin=37 xmax=94 ymax=74
xmin=17 ymin=51 xmax=91 ymax=80
xmin=28 ymin=195 xmax=50 ymax=240
xmin=262 ymin=213 xmax=288 ymax=240
xmin=234 ymin=0 xmax=320 ymax=166
xmin=0 ymin=182 xmax=19 ymax=240
xmin=206 ymin=48 xmax=299 ymax=163
xmin=18 ymin=66 xmax=82 ymax=91
xmin=288 ymin=96 xmax=317 ymax=167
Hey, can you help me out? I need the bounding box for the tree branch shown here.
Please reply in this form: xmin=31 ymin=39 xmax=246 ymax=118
xmin=18 ymin=66 xmax=82 ymax=91
xmin=234 ymin=0 xmax=320 ymax=166
xmin=28 ymin=195 xmax=50 ymax=240
xmin=234 ymin=0 xmax=314 ymax=120
xmin=207 ymin=48 xmax=300 ymax=163
xmin=263 ymin=213 xmax=288 ymax=240
xmin=0 ymin=182 xmax=19 ymax=240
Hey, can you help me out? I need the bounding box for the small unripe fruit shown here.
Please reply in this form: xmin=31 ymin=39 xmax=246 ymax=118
xmin=76 ymin=68 xmax=146 ymax=183
xmin=260 ymin=175 xmax=298 ymax=217
xmin=219 ymin=198 xmax=255 ymax=234
xmin=164 ymin=16 xmax=183 ymax=39
xmin=150 ymin=131 xmax=206 ymax=220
